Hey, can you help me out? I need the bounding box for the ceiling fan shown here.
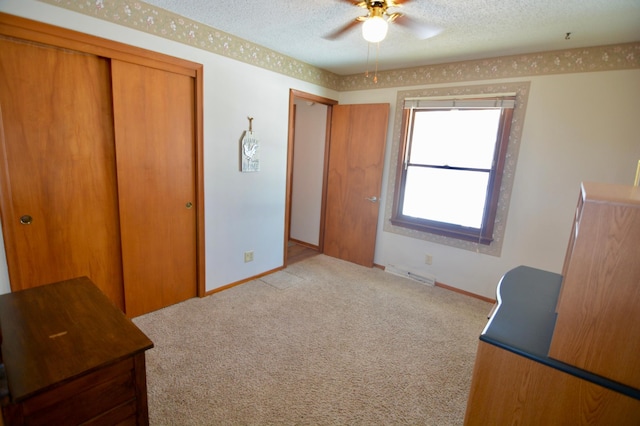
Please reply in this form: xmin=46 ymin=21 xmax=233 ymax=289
xmin=325 ymin=0 xmax=442 ymax=43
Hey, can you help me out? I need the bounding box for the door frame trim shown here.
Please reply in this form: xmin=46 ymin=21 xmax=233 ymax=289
xmin=284 ymin=89 xmax=337 ymax=267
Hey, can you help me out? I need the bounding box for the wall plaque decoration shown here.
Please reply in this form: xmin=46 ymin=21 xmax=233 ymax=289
xmin=241 ymin=117 xmax=259 ymax=172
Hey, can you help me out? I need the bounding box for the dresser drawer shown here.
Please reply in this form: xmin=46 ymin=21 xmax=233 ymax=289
xmin=19 ymin=358 xmax=136 ymax=426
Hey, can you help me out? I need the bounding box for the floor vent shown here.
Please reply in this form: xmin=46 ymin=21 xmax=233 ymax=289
xmin=385 ymin=264 xmax=436 ymax=286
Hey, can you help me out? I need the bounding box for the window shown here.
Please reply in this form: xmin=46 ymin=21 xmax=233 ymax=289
xmin=390 ymin=95 xmax=515 ymax=244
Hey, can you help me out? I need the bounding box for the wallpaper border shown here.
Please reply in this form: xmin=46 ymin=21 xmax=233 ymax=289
xmin=38 ymin=0 xmax=342 ymax=89
xmin=39 ymin=0 xmax=639 ymax=92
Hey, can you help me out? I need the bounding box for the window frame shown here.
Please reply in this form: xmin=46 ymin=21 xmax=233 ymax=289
xmin=390 ymin=97 xmax=515 ymax=244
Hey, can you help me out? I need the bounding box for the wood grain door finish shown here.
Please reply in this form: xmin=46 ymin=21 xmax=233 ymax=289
xmin=111 ymin=60 xmax=197 ymax=317
xmin=0 ymin=37 xmax=125 ymax=309
xmin=323 ymin=103 xmax=390 ymax=267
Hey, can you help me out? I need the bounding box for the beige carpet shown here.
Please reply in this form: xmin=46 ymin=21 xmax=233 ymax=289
xmin=133 ymin=254 xmax=492 ymax=425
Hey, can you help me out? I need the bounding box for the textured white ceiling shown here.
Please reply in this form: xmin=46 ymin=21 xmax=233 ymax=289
xmin=142 ymin=0 xmax=640 ymax=75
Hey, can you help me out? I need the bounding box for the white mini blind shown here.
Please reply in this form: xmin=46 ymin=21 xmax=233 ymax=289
xmin=404 ymin=93 xmax=516 ymax=110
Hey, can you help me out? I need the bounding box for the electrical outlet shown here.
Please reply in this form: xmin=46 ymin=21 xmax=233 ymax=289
xmin=244 ymin=250 xmax=254 ymax=263
xmin=425 ymin=254 xmax=433 ymax=265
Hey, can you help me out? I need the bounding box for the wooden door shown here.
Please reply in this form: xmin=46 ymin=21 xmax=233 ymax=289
xmin=0 ymin=37 xmax=125 ymax=308
xmin=323 ymin=104 xmax=389 ymax=267
xmin=111 ymin=60 xmax=197 ymax=317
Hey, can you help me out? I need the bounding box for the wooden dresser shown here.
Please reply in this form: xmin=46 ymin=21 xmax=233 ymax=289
xmin=464 ymin=182 xmax=640 ymax=424
xmin=0 ymin=277 xmax=154 ymax=425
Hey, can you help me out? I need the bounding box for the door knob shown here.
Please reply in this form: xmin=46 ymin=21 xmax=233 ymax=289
xmin=365 ymin=196 xmax=378 ymax=203
xmin=20 ymin=215 xmax=33 ymax=225
xmin=185 ymin=202 xmax=193 ymax=209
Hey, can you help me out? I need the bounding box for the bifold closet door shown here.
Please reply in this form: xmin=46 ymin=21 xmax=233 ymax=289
xmin=0 ymin=37 xmax=125 ymax=309
xmin=111 ymin=60 xmax=197 ymax=317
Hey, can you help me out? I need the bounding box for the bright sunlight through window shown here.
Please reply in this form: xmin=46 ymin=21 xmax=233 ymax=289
xmin=391 ymin=96 xmax=515 ymax=244
xmin=403 ymin=109 xmax=500 ymax=228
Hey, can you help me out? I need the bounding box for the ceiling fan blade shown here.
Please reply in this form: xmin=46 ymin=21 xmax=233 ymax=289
xmin=336 ymin=0 xmax=366 ymax=6
xmin=393 ymin=14 xmax=442 ymax=40
xmin=324 ymin=19 xmax=361 ymax=40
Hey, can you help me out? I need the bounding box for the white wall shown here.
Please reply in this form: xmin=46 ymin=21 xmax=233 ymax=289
xmin=0 ymin=0 xmax=339 ymax=294
xmin=339 ymin=70 xmax=640 ymax=298
xmin=0 ymin=1 xmax=638 ymax=300
xmin=290 ymin=101 xmax=327 ymax=246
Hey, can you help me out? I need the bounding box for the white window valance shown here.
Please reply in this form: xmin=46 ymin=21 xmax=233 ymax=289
xmin=404 ymin=93 xmax=516 ymax=110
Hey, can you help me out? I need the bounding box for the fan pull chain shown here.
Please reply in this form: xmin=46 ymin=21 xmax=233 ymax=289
xmin=364 ymin=42 xmax=380 ymax=84
xmin=365 ymin=42 xmax=371 ymax=78
xmin=374 ymin=42 xmax=380 ymax=84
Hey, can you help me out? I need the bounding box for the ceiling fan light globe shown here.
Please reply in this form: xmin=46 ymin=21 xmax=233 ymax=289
xmin=362 ymin=16 xmax=388 ymax=43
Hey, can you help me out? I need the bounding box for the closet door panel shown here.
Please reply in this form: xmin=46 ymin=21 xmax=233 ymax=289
xmin=111 ymin=60 xmax=197 ymax=317
xmin=0 ymin=37 xmax=124 ymax=308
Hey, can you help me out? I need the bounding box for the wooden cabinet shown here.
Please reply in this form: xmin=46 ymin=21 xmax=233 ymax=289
xmin=549 ymin=182 xmax=640 ymax=389
xmin=465 ymin=182 xmax=640 ymax=424
xmin=467 ymin=341 xmax=640 ymax=425
xmin=0 ymin=13 xmax=203 ymax=316
xmin=0 ymin=277 xmax=153 ymax=425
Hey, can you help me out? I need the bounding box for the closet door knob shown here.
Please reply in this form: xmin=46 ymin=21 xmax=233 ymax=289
xmin=185 ymin=202 xmax=193 ymax=209
xmin=20 ymin=215 xmax=33 ymax=225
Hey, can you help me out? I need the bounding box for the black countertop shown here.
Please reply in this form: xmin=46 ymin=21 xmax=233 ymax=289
xmin=480 ymin=265 xmax=640 ymax=400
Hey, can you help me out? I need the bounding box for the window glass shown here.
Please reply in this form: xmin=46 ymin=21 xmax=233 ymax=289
xmin=391 ymin=96 xmax=515 ymax=244
xmin=409 ymin=109 xmax=501 ymax=169
xmin=402 ymin=167 xmax=489 ymax=228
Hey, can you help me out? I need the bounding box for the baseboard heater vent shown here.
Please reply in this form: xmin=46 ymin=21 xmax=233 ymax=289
xmin=385 ymin=264 xmax=436 ymax=286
